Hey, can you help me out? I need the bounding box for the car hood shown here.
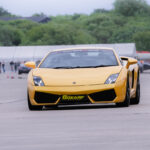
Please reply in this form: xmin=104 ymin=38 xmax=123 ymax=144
xmin=32 ymin=66 xmax=122 ymax=86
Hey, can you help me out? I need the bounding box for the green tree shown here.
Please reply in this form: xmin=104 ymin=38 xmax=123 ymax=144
xmin=93 ymin=9 xmax=109 ymax=14
xmin=133 ymin=31 xmax=150 ymax=51
xmin=0 ymin=7 xmax=10 ymax=16
xmin=0 ymin=25 xmax=22 ymax=46
xmin=85 ymin=14 xmax=120 ymax=43
xmin=24 ymin=22 xmax=96 ymax=45
xmin=114 ymin=0 xmax=150 ymax=16
xmin=8 ymin=20 xmax=39 ymax=32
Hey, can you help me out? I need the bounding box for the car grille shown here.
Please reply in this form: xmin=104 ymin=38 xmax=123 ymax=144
xmin=59 ymin=95 xmax=90 ymax=105
xmin=34 ymin=92 xmax=60 ymax=103
xmin=89 ymin=89 xmax=116 ymax=102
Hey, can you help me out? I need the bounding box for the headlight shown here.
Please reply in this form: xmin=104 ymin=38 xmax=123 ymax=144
xmin=105 ymin=73 xmax=119 ymax=84
xmin=33 ymin=76 xmax=45 ymax=86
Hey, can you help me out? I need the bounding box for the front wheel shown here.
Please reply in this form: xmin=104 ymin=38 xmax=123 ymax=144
xmin=116 ymin=81 xmax=130 ymax=107
xmin=27 ymin=93 xmax=43 ymax=111
xmin=130 ymin=78 xmax=140 ymax=105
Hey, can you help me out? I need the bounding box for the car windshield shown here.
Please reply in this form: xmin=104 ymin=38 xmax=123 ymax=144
xmin=39 ymin=49 xmax=119 ymax=69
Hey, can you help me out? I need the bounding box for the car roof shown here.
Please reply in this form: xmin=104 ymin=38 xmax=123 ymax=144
xmin=50 ymin=47 xmax=115 ymax=53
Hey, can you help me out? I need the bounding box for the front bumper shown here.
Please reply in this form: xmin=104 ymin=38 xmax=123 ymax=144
xmin=28 ymin=79 xmax=126 ymax=106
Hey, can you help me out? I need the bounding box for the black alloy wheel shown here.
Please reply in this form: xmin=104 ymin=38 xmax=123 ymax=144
xmin=116 ymin=80 xmax=130 ymax=107
xmin=130 ymin=77 xmax=140 ymax=105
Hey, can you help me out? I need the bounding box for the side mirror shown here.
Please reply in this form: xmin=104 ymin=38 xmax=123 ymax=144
xmin=121 ymin=57 xmax=137 ymax=69
xmin=25 ymin=61 xmax=36 ymax=69
xmin=128 ymin=58 xmax=138 ymax=65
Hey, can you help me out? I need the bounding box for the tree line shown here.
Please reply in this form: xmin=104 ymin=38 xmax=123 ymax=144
xmin=0 ymin=0 xmax=150 ymax=51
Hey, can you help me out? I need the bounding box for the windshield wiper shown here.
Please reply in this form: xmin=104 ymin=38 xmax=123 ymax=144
xmin=74 ymin=65 xmax=115 ymax=68
xmin=90 ymin=65 xmax=114 ymax=68
xmin=52 ymin=65 xmax=115 ymax=69
xmin=52 ymin=66 xmax=75 ymax=69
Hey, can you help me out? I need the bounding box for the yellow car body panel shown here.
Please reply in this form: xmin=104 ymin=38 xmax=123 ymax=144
xmin=32 ymin=66 xmax=122 ymax=86
xmin=27 ymin=47 xmax=139 ymax=107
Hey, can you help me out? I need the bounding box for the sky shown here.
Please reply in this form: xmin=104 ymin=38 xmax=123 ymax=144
xmin=0 ymin=0 xmax=150 ymax=17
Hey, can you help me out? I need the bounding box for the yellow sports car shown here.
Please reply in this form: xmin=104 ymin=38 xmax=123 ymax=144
xmin=25 ymin=47 xmax=140 ymax=110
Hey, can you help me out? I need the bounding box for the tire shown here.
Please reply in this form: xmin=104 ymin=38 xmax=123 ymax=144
xmin=116 ymin=80 xmax=130 ymax=107
xmin=130 ymin=77 xmax=140 ymax=105
xmin=27 ymin=93 xmax=43 ymax=111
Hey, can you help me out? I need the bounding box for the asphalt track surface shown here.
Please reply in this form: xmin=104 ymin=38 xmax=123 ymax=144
xmin=0 ymin=72 xmax=150 ymax=150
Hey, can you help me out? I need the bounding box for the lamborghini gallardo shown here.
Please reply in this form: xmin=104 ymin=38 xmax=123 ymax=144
xmin=25 ymin=47 xmax=140 ymax=110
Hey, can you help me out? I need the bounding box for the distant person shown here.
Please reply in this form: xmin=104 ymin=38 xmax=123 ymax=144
xmin=10 ymin=61 xmax=14 ymax=72
xmin=14 ymin=62 xmax=18 ymax=72
xmin=0 ymin=61 xmax=1 ymax=73
xmin=2 ymin=61 xmax=5 ymax=73
xmin=17 ymin=61 xmax=21 ymax=67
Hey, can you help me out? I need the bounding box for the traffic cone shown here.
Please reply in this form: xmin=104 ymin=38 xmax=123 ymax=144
xmin=11 ymin=72 xmax=15 ymax=79
xmin=11 ymin=76 xmax=14 ymax=79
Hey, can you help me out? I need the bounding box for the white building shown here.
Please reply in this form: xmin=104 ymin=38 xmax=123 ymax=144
xmin=0 ymin=43 xmax=137 ymax=61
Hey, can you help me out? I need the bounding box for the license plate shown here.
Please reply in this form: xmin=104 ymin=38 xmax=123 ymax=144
xmin=62 ymin=95 xmax=85 ymax=101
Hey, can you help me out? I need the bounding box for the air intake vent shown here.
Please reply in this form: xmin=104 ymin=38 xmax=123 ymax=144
xmin=89 ymin=89 xmax=116 ymax=102
xmin=34 ymin=92 xmax=60 ymax=103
